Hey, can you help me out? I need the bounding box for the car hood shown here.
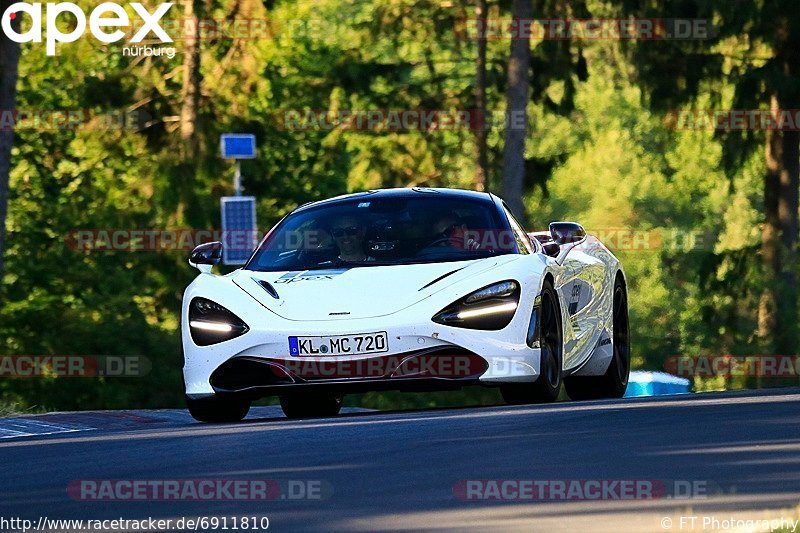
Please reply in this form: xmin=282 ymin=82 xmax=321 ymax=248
xmin=231 ymin=256 xmax=520 ymax=321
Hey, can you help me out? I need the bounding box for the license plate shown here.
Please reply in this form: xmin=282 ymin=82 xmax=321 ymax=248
xmin=288 ymin=332 xmax=389 ymax=357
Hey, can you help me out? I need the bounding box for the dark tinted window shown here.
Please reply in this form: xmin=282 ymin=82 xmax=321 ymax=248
xmin=246 ymin=195 xmax=518 ymax=272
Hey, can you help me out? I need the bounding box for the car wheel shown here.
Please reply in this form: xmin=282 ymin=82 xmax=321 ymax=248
xmin=280 ymin=394 xmax=343 ymax=419
xmin=501 ymin=278 xmax=563 ymax=405
xmin=186 ymin=394 xmax=250 ymax=423
xmin=564 ymin=274 xmax=630 ymax=400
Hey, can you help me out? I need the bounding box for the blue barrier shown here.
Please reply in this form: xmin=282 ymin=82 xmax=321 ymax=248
xmin=624 ymin=371 xmax=691 ymax=397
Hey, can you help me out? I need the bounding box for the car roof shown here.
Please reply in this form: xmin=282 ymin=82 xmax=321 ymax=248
xmin=294 ymin=187 xmax=497 ymax=213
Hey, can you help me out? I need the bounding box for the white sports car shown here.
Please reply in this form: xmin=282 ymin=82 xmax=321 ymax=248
xmin=182 ymin=188 xmax=630 ymax=421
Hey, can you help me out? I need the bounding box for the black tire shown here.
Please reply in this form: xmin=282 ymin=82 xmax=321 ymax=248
xmin=564 ymin=274 xmax=631 ymax=400
xmin=501 ymin=278 xmax=563 ymax=405
xmin=280 ymin=394 xmax=343 ymax=419
xmin=186 ymin=394 xmax=250 ymax=423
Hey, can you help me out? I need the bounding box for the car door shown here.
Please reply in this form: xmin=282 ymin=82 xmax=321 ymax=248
xmin=561 ymin=240 xmax=611 ymax=370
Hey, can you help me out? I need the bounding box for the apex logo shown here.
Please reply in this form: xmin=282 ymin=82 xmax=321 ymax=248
xmin=1 ymin=2 xmax=173 ymax=56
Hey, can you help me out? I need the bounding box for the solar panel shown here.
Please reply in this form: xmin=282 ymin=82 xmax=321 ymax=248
xmin=220 ymin=196 xmax=258 ymax=265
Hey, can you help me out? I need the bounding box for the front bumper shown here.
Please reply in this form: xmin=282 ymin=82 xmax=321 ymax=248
xmin=182 ymin=271 xmax=543 ymax=398
xmin=183 ymin=320 xmax=541 ymax=399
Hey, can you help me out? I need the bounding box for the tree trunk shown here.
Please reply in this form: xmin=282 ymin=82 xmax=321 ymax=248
xmin=0 ymin=0 xmax=21 ymax=289
xmin=180 ymin=0 xmax=203 ymax=160
xmin=473 ymin=0 xmax=488 ymax=192
xmin=776 ymin=126 xmax=799 ymax=354
xmin=172 ymin=0 xmax=204 ymax=225
xmin=759 ymin=93 xmax=800 ymax=356
xmin=500 ymin=0 xmax=531 ymax=220
xmin=758 ymin=97 xmax=782 ymax=352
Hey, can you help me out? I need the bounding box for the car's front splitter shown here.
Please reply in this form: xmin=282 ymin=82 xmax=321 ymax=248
xmin=208 ymin=347 xmax=490 ymax=397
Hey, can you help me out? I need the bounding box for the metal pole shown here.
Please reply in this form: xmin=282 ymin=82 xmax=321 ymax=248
xmin=234 ymin=160 xmax=242 ymax=196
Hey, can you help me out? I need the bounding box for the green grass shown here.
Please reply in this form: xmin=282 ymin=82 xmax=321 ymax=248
xmin=0 ymin=400 xmax=45 ymax=418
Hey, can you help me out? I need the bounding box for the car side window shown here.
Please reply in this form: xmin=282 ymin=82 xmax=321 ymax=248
xmin=503 ymin=205 xmax=533 ymax=255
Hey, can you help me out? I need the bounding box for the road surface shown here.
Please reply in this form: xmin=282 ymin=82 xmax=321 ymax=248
xmin=1 ymin=389 xmax=799 ymax=532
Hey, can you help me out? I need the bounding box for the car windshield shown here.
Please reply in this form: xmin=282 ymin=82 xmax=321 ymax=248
xmin=246 ymin=194 xmax=518 ymax=272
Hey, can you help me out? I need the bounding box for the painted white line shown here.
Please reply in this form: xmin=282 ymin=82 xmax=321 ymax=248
xmin=0 ymin=419 xmax=95 ymax=440
xmin=0 ymin=428 xmax=31 ymax=438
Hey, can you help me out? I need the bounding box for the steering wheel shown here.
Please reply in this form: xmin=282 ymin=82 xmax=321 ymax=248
xmin=425 ymin=236 xmax=453 ymax=248
xmin=296 ymin=247 xmax=337 ymax=266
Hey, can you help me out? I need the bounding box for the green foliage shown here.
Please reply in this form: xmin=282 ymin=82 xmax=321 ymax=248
xmin=527 ymin=50 xmax=770 ymax=388
xmin=0 ymin=0 xmax=793 ymax=413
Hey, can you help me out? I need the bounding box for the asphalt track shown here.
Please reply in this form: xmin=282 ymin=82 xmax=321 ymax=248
xmin=1 ymin=389 xmax=800 ymax=532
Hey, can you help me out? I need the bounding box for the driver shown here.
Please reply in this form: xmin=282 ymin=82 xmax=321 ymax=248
xmin=330 ymin=214 xmax=375 ymax=262
xmin=429 ymin=211 xmax=478 ymax=250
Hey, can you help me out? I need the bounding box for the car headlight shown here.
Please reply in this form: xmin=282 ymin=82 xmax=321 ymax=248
xmin=432 ymin=281 xmax=520 ymax=330
xmin=189 ymin=297 xmax=249 ymax=346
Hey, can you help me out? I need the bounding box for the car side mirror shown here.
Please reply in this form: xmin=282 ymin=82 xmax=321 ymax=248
xmin=549 ymin=222 xmax=586 ymax=246
xmin=189 ymin=241 xmax=222 ymax=273
xmin=543 ymin=242 xmax=560 ymax=257
xmin=528 ymin=231 xmax=561 ymax=257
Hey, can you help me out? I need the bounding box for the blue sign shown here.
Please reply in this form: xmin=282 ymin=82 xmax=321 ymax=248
xmin=220 ymin=134 xmax=256 ymax=159
xmin=220 ymin=196 xmax=258 ymax=265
